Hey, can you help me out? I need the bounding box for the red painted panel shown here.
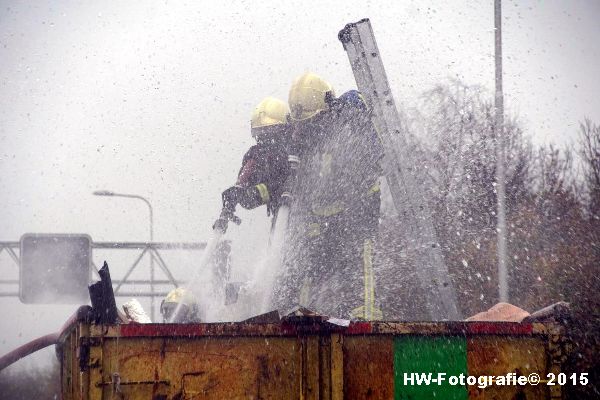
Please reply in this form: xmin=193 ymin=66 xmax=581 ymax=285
xmin=346 ymin=322 xmax=373 ymax=334
xmin=464 ymin=322 xmax=533 ymax=335
xmin=119 ymin=323 xmax=300 ymax=338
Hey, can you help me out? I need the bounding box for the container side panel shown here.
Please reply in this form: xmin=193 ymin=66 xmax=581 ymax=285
xmin=61 ymin=328 xmax=82 ymax=400
xmin=394 ymin=336 xmax=468 ymax=400
xmin=343 ymin=336 xmax=394 ymax=399
xmin=304 ymin=336 xmax=321 ymax=400
xmin=97 ymin=337 xmax=300 ymax=399
xmin=467 ymin=336 xmax=549 ymax=400
xmin=60 ymin=332 xmax=72 ymax=400
xmin=71 ymin=331 xmax=79 ymax=400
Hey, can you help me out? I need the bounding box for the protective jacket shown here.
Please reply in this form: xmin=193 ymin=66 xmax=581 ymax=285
xmin=275 ymin=90 xmax=384 ymax=319
xmin=223 ymin=140 xmax=290 ymax=217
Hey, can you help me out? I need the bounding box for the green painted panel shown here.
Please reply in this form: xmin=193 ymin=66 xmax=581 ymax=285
xmin=394 ymin=336 xmax=468 ymax=400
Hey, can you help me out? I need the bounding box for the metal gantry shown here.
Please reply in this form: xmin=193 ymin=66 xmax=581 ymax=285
xmin=0 ymin=240 xmax=206 ymax=301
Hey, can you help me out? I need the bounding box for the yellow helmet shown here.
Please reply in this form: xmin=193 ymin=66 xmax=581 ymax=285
xmin=251 ymin=97 xmax=290 ymax=130
xmin=288 ymin=73 xmax=335 ymax=121
xmin=160 ymin=288 xmax=201 ymax=323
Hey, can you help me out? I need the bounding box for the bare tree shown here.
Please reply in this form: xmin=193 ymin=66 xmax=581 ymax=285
xmin=378 ymin=82 xmax=599 ymax=328
xmin=579 ymin=118 xmax=600 ymax=220
xmin=0 ymin=359 xmax=60 ymax=400
xmin=410 ymin=80 xmax=533 ymax=314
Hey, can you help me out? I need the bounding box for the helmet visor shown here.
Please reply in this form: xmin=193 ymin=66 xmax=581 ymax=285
xmin=161 ymin=302 xmax=190 ymax=323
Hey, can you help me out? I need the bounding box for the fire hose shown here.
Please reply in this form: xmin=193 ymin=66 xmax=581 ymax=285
xmin=0 ymin=305 xmax=91 ymax=372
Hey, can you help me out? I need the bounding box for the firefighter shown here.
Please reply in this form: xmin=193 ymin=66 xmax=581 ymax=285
xmin=214 ymin=97 xmax=291 ymax=232
xmin=160 ymin=288 xmax=202 ymax=323
xmin=274 ymin=72 xmax=384 ymax=320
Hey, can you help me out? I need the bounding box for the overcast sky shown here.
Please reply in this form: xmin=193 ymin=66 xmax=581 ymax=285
xmin=1 ymin=0 xmax=599 ymax=362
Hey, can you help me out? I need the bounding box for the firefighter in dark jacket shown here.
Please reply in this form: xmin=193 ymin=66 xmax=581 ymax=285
xmin=274 ymin=72 xmax=384 ymax=320
xmin=215 ymin=97 xmax=290 ymax=233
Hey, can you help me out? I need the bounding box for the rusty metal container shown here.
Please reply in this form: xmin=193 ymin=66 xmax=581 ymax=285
xmin=57 ymin=311 xmax=568 ymax=399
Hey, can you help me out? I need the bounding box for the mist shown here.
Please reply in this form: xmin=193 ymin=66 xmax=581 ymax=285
xmin=1 ymin=0 xmax=599 ymax=373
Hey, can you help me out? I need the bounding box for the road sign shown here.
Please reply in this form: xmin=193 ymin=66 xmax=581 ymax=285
xmin=20 ymin=233 xmax=91 ymax=303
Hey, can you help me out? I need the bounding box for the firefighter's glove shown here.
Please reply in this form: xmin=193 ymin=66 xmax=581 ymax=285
xmin=222 ymin=186 xmax=246 ymax=212
xmin=213 ymin=205 xmax=242 ymax=234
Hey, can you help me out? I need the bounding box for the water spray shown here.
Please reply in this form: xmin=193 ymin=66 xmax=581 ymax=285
xmin=167 ymin=207 xmax=240 ymax=323
xmin=257 ymin=152 xmax=299 ymax=313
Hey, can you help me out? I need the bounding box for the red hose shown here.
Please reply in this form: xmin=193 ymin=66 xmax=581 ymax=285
xmin=0 ymin=332 xmax=60 ymax=371
xmin=0 ymin=305 xmax=91 ymax=372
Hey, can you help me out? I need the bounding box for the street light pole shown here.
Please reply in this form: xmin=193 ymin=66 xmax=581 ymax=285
xmin=93 ymin=190 xmax=156 ymax=319
xmin=494 ymin=0 xmax=509 ymax=302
